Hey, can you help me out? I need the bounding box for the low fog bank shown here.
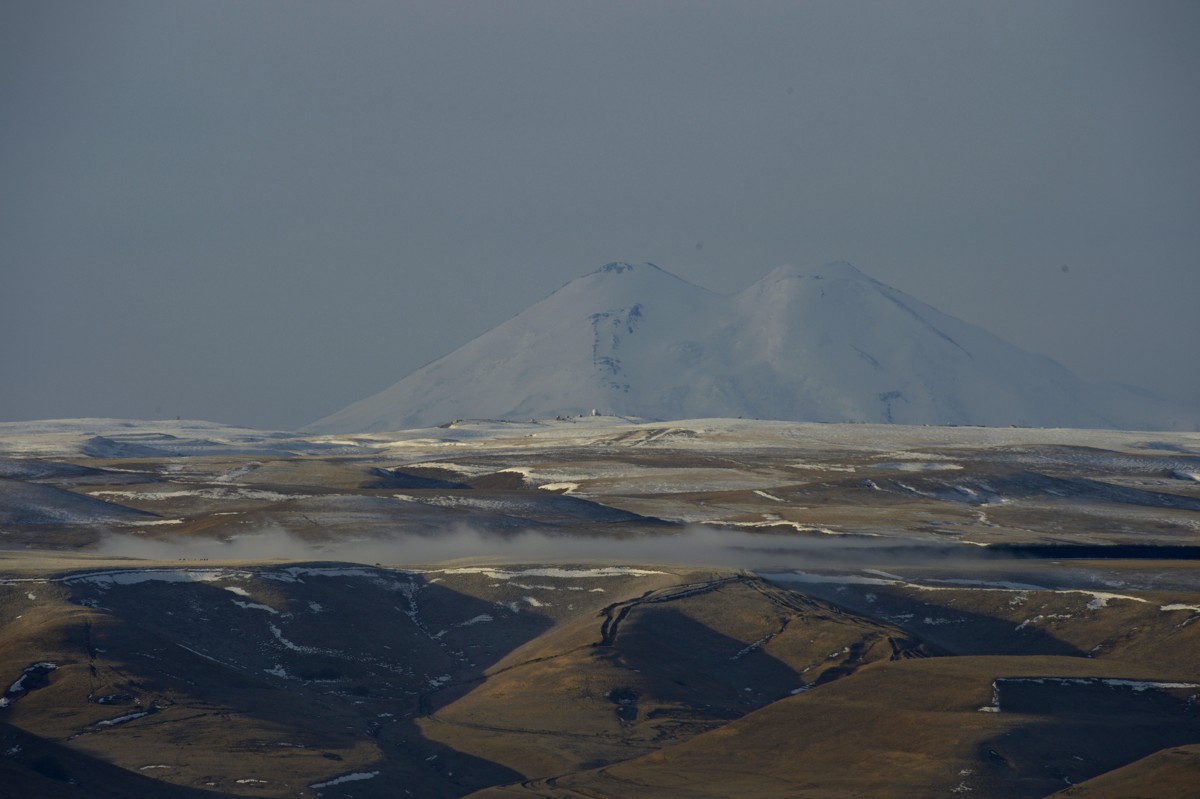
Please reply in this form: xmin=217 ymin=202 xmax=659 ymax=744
xmin=95 ymin=525 xmax=1020 ymax=571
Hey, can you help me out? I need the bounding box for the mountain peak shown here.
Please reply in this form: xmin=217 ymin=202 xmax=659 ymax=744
xmin=592 ymin=262 xmax=638 ymax=275
xmin=593 ymin=261 xmax=660 ymax=276
xmin=762 ymin=261 xmax=867 ymax=283
xmin=306 ymin=260 xmax=1182 ymax=433
xmin=565 ymin=261 xmax=715 ymax=300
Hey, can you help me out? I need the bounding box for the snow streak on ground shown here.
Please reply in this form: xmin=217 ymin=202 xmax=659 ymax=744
xmin=310 ymin=771 xmax=380 ymax=789
xmin=436 ymin=566 xmax=667 ymax=579
xmin=768 ymin=570 xmax=1150 ymax=608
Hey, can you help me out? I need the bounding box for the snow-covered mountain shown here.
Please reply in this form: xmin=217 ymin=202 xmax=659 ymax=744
xmin=307 ymin=261 xmax=1189 ymax=433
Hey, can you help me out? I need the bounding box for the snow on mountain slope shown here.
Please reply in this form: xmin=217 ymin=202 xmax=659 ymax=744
xmin=307 ymin=261 xmax=1188 ymax=433
xmin=720 ymin=262 xmax=1110 ymax=427
xmin=311 ymin=263 xmax=724 ymax=431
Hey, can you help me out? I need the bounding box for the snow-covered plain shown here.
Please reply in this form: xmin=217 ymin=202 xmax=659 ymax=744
xmin=5 ymin=414 xmax=1198 ymax=463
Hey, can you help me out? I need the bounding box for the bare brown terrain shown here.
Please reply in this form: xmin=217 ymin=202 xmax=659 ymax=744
xmin=1 ymin=417 xmax=1198 ymax=796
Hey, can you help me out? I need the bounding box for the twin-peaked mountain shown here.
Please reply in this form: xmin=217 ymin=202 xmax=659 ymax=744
xmin=307 ymin=262 xmax=1184 ymax=433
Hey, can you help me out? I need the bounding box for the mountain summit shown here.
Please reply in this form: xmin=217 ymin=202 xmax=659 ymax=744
xmin=307 ymin=262 xmax=1183 ymax=432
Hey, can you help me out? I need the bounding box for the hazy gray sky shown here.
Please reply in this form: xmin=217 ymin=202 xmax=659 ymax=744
xmin=3 ymin=1 xmax=1198 ymax=430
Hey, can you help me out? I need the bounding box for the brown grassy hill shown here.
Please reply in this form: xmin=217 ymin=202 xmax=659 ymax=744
xmin=1048 ymin=745 xmax=1200 ymax=798
xmin=469 ymin=655 xmax=1200 ymax=799
xmin=420 ymin=574 xmax=929 ymax=778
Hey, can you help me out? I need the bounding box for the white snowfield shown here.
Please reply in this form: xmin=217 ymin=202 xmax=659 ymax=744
xmin=2 ymin=415 xmax=1197 ymax=478
xmin=304 ymin=261 xmax=1194 ymax=433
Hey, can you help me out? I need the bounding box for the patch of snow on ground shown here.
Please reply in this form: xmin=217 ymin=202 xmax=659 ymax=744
xmin=393 ymin=493 xmax=533 ymax=512
xmin=90 ymin=488 xmax=301 ymax=502
xmin=703 ymin=519 xmax=853 ymax=535
xmin=97 ymin=710 xmax=151 ymax=727
xmin=213 ymin=463 xmax=261 ymax=483
xmin=223 ymin=586 xmax=251 ymax=597
xmin=918 ymin=577 xmax=1044 ymax=591
xmin=311 ymin=771 xmax=381 ymax=789
xmin=769 ymin=571 xmax=1149 ymax=607
xmin=753 ymin=490 xmax=785 ymax=502
xmin=871 ymin=450 xmax=958 ymax=461
xmin=791 ymin=462 xmax=856 ymax=472
xmin=1160 ymin=604 xmax=1200 ymax=613
xmin=1085 ymin=592 xmax=1148 ymax=609
xmin=269 ymin=624 xmax=320 ymax=654
xmin=438 ymin=566 xmax=666 ymax=579
xmin=732 ymin=634 xmax=774 ymax=660
xmin=232 ymin=599 xmax=279 ymax=614
xmin=538 ymin=482 xmax=580 ymax=493
xmin=1100 ymin=678 xmax=1200 ymax=691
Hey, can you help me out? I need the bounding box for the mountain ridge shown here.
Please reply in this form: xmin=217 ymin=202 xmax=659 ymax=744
xmin=306 ymin=261 xmax=1189 ymax=433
